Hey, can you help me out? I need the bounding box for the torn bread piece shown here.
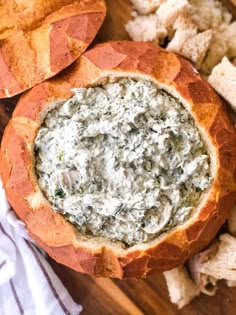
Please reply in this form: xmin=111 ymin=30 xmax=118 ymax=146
xmin=208 ymin=57 xmax=236 ymax=110
xmin=163 ymin=266 xmax=200 ymax=309
xmin=225 ymin=21 xmax=236 ymax=58
xmin=125 ymin=14 xmax=167 ymax=43
xmin=201 ymin=21 xmax=236 ymax=74
xmin=188 ymin=240 xmax=219 ymax=295
xmin=167 ymin=16 xmax=198 ymax=53
xmin=156 ymin=0 xmax=190 ymax=28
xmin=201 ymin=33 xmax=228 ymax=74
xmin=167 ymin=16 xmax=213 ymax=68
xmin=189 ymin=0 xmax=232 ymax=31
xmin=226 ymin=280 xmax=236 ymax=287
xmin=127 ymin=0 xmax=236 ymax=75
xmin=130 ymin=0 xmax=163 ymax=14
xmin=165 ymin=205 xmax=236 ymax=307
xmin=189 ymin=234 xmax=236 ymax=289
xmin=181 ymin=30 xmax=213 ymax=68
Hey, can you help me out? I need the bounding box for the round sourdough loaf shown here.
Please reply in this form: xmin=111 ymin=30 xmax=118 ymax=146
xmin=1 ymin=41 xmax=236 ymax=278
xmin=0 ymin=0 xmax=106 ymax=98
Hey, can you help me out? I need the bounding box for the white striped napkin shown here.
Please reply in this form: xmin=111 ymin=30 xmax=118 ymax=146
xmin=0 ymin=180 xmax=82 ymax=315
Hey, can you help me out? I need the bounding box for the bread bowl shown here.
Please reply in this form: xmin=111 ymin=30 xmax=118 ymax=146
xmin=1 ymin=41 xmax=236 ymax=279
xmin=0 ymin=0 xmax=106 ymax=98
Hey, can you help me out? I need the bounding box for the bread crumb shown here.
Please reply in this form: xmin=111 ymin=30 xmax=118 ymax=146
xmin=208 ymin=57 xmax=236 ymax=110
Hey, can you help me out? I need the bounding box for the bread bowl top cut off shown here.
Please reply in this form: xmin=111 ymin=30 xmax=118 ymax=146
xmin=1 ymin=41 xmax=236 ymax=279
xmin=0 ymin=0 xmax=106 ymax=98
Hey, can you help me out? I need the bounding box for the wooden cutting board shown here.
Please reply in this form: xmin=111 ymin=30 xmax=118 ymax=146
xmin=1 ymin=1 xmax=236 ymax=314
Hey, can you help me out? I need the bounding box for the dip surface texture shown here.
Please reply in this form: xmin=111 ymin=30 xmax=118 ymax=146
xmin=34 ymin=78 xmax=211 ymax=247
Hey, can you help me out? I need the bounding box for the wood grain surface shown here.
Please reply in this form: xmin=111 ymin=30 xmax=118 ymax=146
xmin=1 ymin=0 xmax=236 ymax=314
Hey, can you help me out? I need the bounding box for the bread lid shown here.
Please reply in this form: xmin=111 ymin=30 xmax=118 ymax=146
xmin=0 ymin=0 xmax=106 ymax=98
xmin=1 ymin=41 xmax=236 ymax=278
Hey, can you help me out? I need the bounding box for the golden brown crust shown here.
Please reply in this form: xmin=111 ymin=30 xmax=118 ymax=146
xmin=0 ymin=0 xmax=106 ymax=98
xmin=1 ymin=41 xmax=236 ymax=278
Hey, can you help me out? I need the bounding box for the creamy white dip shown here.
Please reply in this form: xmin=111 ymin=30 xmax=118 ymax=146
xmin=34 ymin=78 xmax=212 ymax=247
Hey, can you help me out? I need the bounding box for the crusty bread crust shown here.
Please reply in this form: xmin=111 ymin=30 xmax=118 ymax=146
xmin=1 ymin=41 xmax=236 ymax=278
xmin=0 ymin=0 xmax=106 ymax=98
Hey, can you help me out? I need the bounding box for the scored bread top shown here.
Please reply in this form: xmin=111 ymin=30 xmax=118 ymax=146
xmin=0 ymin=0 xmax=106 ymax=98
xmin=1 ymin=41 xmax=236 ymax=278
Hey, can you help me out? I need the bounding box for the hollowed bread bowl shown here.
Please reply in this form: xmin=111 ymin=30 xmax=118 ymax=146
xmin=1 ymin=41 xmax=236 ymax=278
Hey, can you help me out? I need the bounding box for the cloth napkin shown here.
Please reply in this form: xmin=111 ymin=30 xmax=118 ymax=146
xmin=0 ymin=180 xmax=82 ymax=315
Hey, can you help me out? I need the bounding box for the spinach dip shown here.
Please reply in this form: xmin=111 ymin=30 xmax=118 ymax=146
xmin=34 ymin=78 xmax=212 ymax=247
